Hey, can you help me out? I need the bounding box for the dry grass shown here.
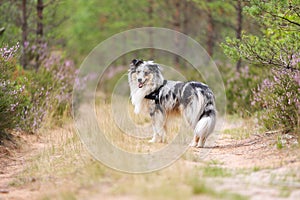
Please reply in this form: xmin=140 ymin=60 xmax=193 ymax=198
xmin=6 ymin=98 xmax=246 ymax=199
xmin=5 ymin=98 xmax=300 ymax=200
xmin=221 ymin=115 xmax=259 ymax=140
xmin=95 ymin=95 xmax=185 ymax=153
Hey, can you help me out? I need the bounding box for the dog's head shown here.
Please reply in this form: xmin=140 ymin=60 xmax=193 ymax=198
xmin=129 ymin=59 xmax=163 ymax=89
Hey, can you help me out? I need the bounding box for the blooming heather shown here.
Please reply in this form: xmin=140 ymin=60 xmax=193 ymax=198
xmin=252 ymin=68 xmax=300 ymax=132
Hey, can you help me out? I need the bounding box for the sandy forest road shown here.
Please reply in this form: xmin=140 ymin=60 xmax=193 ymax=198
xmin=199 ymin=131 xmax=300 ymax=199
xmin=0 ymin=132 xmax=43 ymax=199
xmin=0 ymin=120 xmax=300 ymax=200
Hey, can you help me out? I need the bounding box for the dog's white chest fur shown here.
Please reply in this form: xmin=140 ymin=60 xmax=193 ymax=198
xmin=130 ymin=87 xmax=147 ymax=114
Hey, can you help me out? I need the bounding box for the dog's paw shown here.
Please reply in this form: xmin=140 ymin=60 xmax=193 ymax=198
xmin=189 ymin=142 xmax=197 ymax=147
xmin=148 ymin=137 xmax=157 ymax=143
xmin=160 ymin=138 xmax=166 ymax=143
xmin=196 ymin=143 xmax=205 ymax=148
xmin=196 ymin=138 xmax=206 ymax=148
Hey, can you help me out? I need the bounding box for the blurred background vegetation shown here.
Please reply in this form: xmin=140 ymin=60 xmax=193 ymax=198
xmin=0 ymin=0 xmax=299 ymax=137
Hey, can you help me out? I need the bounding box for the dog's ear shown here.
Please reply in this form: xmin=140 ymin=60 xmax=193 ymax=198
xmin=131 ymin=59 xmax=143 ymax=67
xmin=149 ymin=64 xmax=163 ymax=72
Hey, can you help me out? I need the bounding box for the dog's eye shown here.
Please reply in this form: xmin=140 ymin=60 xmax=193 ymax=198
xmin=144 ymin=71 xmax=149 ymax=75
xmin=136 ymin=70 xmax=141 ymax=74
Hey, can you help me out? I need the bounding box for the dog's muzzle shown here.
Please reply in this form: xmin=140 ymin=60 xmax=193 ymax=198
xmin=138 ymin=82 xmax=144 ymax=88
xmin=138 ymin=79 xmax=146 ymax=88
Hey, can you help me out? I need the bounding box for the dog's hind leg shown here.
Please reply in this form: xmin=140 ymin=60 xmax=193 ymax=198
xmin=189 ymin=135 xmax=199 ymax=147
xmin=197 ymin=136 xmax=207 ymax=148
xmin=149 ymin=106 xmax=166 ymax=143
xmin=194 ymin=116 xmax=215 ymax=148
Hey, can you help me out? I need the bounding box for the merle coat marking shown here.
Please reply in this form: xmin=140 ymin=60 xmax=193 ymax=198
xmin=128 ymin=59 xmax=216 ymax=147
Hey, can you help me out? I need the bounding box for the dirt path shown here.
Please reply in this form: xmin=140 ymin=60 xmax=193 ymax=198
xmin=200 ymin=132 xmax=300 ymax=200
xmin=0 ymin=133 xmax=44 ymax=199
xmin=0 ymin=121 xmax=300 ymax=200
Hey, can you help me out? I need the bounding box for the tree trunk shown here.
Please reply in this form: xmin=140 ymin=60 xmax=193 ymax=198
xmin=173 ymin=0 xmax=181 ymax=66
xmin=35 ymin=0 xmax=44 ymax=70
xmin=182 ymin=1 xmax=189 ymax=34
xmin=206 ymin=7 xmax=214 ymax=57
xmin=148 ymin=0 xmax=154 ymax=59
xmin=21 ymin=0 xmax=28 ymax=69
xmin=122 ymin=33 xmax=127 ymax=65
xmin=37 ymin=0 xmax=44 ymax=38
xmin=235 ymin=0 xmax=243 ymax=71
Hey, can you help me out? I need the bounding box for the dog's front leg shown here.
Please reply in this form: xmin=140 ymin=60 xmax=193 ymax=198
xmin=149 ymin=106 xmax=166 ymax=143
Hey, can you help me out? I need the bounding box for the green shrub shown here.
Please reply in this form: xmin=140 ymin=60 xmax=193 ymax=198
xmin=25 ymin=52 xmax=77 ymax=128
xmin=224 ymin=65 xmax=268 ymax=117
xmin=0 ymin=43 xmax=77 ymax=134
xmin=252 ymin=69 xmax=300 ymax=132
xmin=0 ymin=44 xmax=30 ymax=132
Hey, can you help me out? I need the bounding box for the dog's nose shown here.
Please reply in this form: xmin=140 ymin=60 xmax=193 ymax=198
xmin=138 ymin=78 xmax=142 ymax=82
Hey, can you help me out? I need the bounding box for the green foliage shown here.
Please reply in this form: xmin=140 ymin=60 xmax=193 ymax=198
xmin=222 ymin=0 xmax=300 ymax=133
xmin=191 ymin=180 xmax=214 ymax=195
xmin=192 ymin=0 xmax=235 ymax=17
xmin=190 ymin=177 xmax=248 ymax=200
xmin=0 ymin=56 xmax=29 ymax=132
xmin=202 ymin=166 xmax=231 ymax=177
xmin=222 ymin=0 xmax=300 ymax=69
xmin=0 ymin=43 xmax=76 ymax=133
xmin=0 ymin=0 xmax=66 ymax=45
xmin=59 ymin=0 xmax=153 ymax=63
xmin=0 ymin=1 xmax=21 ymax=45
xmin=276 ymin=135 xmax=284 ymax=149
xmin=252 ymin=69 xmax=300 ymax=132
xmin=2 ymin=0 xmax=298 ymax=134
xmin=224 ymin=66 xmax=268 ymax=116
xmin=29 ymin=53 xmax=77 ymax=127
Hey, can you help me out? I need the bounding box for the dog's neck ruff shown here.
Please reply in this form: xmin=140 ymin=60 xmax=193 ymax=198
xmin=144 ymin=80 xmax=167 ymax=104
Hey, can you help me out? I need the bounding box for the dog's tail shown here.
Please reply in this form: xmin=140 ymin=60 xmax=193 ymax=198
xmin=181 ymin=82 xmax=216 ymax=147
xmin=194 ymin=110 xmax=216 ymax=147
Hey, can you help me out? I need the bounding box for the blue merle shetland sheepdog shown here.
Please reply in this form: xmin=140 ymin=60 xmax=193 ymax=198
xmin=128 ymin=59 xmax=216 ymax=148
